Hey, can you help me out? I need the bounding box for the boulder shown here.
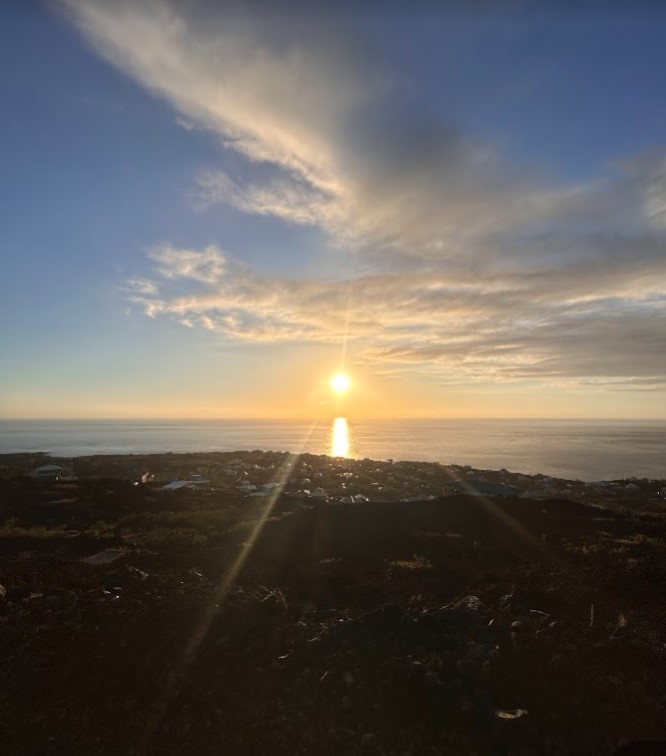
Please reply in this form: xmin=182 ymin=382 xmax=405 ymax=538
xmin=492 ymin=708 xmax=539 ymax=752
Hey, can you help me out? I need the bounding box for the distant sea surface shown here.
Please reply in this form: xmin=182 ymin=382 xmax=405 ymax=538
xmin=1 ymin=419 xmax=665 ymax=482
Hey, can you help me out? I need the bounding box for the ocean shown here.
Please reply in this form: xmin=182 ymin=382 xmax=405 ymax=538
xmin=1 ymin=418 xmax=664 ymax=482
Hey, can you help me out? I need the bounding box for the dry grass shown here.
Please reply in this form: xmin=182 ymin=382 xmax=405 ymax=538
xmin=0 ymin=518 xmax=71 ymax=539
xmin=389 ymin=555 xmax=434 ymax=571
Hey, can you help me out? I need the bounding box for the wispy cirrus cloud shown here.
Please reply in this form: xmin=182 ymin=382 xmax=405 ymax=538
xmin=62 ymin=0 xmax=584 ymax=253
xmin=63 ymin=0 xmax=666 ymax=390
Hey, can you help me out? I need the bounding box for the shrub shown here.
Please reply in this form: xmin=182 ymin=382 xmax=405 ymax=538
xmin=0 ymin=517 xmax=71 ymax=539
xmin=389 ymin=555 xmax=434 ymax=571
xmin=140 ymin=527 xmax=208 ymax=548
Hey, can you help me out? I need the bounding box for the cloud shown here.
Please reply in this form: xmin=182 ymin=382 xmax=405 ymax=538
xmin=62 ymin=0 xmax=578 ymax=253
xmin=63 ymin=1 xmax=666 ymax=390
xmin=148 ymin=244 xmax=227 ymax=284
xmin=642 ymin=156 xmax=666 ymax=229
xmin=128 ymin=243 xmax=666 ymax=386
xmin=62 ymin=0 xmax=375 ymax=195
xmin=63 ymin=0 xmax=666 ymax=256
xmin=124 ymin=278 xmax=159 ymax=296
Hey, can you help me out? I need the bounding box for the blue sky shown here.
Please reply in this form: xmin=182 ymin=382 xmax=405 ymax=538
xmin=1 ymin=1 xmax=665 ymax=418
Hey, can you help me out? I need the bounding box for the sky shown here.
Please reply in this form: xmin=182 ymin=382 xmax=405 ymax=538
xmin=1 ymin=0 xmax=665 ymax=420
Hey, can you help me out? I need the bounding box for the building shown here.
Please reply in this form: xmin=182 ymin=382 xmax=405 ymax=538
xmin=31 ymin=464 xmax=71 ymax=481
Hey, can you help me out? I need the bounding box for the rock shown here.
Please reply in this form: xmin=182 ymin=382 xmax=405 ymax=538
xmin=511 ymin=632 xmax=527 ymax=653
xmin=458 ymin=595 xmax=483 ymax=611
xmin=7 ymin=586 xmax=31 ymax=602
xmin=82 ymin=550 xmax=126 ymax=566
xmin=456 ymin=658 xmax=478 ymax=678
xmin=409 ymin=660 xmax=423 ymax=674
xmin=0 ymin=584 xmax=6 ymax=601
xmin=40 ymin=595 xmax=63 ymax=608
xmin=52 ymin=588 xmax=77 ymax=606
xmin=610 ymin=624 xmax=632 ymax=641
xmin=492 ymin=708 xmax=539 ymax=751
xmin=424 ymin=670 xmax=442 ymax=688
xmin=529 ymin=609 xmax=550 ymax=625
xmin=466 ymin=641 xmax=486 ymax=659
xmin=128 ymin=566 xmax=149 ymax=580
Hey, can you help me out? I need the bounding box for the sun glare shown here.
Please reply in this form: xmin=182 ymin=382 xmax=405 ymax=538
xmin=331 ymin=417 xmax=350 ymax=457
xmin=331 ymin=373 xmax=351 ymax=394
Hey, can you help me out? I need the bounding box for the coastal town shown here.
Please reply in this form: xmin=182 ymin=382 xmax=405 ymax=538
xmin=1 ymin=450 xmax=665 ymax=754
xmin=16 ymin=449 xmax=666 ymax=515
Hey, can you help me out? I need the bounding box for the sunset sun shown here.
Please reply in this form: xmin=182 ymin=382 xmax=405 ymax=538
xmin=330 ymin=373 xmax=351 ymax=394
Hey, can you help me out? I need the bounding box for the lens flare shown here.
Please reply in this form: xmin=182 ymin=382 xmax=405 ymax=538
xmin=331 ymin=373 xmax=350 ymax=393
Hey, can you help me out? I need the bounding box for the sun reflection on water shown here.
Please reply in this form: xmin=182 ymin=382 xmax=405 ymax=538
xmin=331 ymin=416 xmax=350 ymax=457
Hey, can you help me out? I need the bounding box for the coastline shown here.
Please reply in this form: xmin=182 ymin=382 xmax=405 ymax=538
xmin=1 ymin=417 xmax=666 ymax=482
xmin=2 ymin=449 xmax=665 ymax=515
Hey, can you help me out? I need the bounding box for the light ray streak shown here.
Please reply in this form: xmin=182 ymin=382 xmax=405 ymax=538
xmin=451 ymin=476 xmax=549 ymax=555
xmin=339 ymin=262 xmax=357 ymax=373
xmin=138 ymin=450 xmax=301 ymax=754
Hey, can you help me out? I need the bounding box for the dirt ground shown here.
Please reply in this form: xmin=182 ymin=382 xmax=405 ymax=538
xmin=1 ymin=476 xmax=665 ymax=755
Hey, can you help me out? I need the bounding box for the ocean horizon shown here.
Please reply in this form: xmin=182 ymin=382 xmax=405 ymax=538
xmin=1 ymin=418 xmax=664 ymax=482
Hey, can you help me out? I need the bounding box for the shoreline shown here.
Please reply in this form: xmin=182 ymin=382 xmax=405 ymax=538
xmin=2 ymin=450 xmax=665 ymax=514
xmin=2 ymin=418 xmax=665 ymax=483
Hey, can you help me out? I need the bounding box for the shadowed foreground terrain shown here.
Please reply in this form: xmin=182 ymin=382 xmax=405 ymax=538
xmin=1 ymin=472 xmax=665 ymax=755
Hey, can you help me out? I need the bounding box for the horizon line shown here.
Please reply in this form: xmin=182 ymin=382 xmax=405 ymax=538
xmin=1 ymin=416 xmax=665 ymax=423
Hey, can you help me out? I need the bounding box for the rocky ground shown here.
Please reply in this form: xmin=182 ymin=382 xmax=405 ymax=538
xmin=1 ymin=472 xmax=665 ymax=755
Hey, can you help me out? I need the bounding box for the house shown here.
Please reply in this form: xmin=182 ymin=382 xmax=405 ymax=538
xmin=31 ymin=464 xmax=70 ymax=481
xmin=288 ymin=489 xmax=311 ymax=499
xmin=131 ymin=470 xmax=153 ymax=485
xmin=441 ymin=484 xmax=459 ymax=496
xmin=339 ymin=494 xmax=370 ymax=504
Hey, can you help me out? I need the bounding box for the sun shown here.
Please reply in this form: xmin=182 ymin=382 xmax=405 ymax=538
xmin=330 ymin=373 xmax=351 ymax=394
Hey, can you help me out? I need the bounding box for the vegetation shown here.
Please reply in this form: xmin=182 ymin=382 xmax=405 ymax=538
xmin=0 ymin=518 xmax=72 ymax=539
